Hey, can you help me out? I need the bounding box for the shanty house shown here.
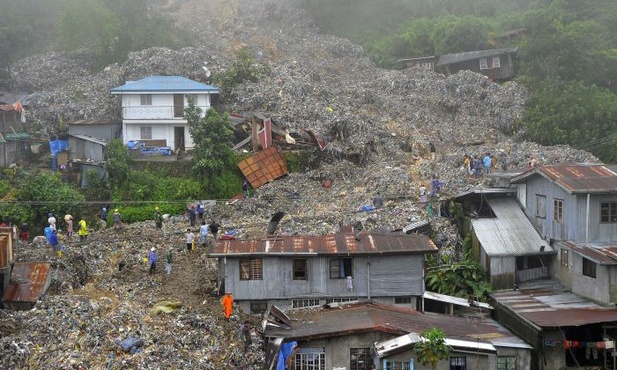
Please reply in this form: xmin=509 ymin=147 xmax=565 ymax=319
xmin=110 ymin=76 xmax=219 ymax=152
xmin=264 ymin=302 xmax=532 ymax=370
xmin=453 ymin=189 xmax=554 ymax=290
xmin=210 ymin=231 xmax=438 ymax=314
xmin=435 ymin=48 xmax=518 ymax=81
xmin=511 ymin=164 xmax=617 ymax=305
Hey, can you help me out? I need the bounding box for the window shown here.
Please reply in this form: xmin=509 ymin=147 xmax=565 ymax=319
xmin=350 ymin=348 xmax=371 ymax=370
xmin=293 ymin=259 xmax=308 ymax=280
xmin=553 ymin=199 xmax=564 ymax=222
xmin=140 ymin=126 xmax=152 ymax=140
xmin=583 ymin=258 xmax=597 ymax=278
xmin=325 ymin=298 xmax=358 ymax=304
xmin=497 ymin=356 xmax=516 ymax=370
xmin=492 ymin=56 xmax=501 ymax=68
xmin=250 ymin=301 xmax=267 ymax=314
xmin=384 ymin=360 xmax=413 ymax=370
xmin=330 ymin=257 xmax=353 ymax=279
xmin=140 ymin=94 xmax=152 ymax=105
xmin=479 ymin=58 xmax=488 ymax=70
xmin=536 ymin=195 xmax=546 ymax=218
xmin=561 ymin=249 xmax=569 ymax=267
xmin=292 ymin=299 xmax=320 ymax=309
xmin=295 ymin=348 xmax=325 ymax=370
xmin=395 ymin=296 xmax=412 ymax=304
xmin=450 ymin=356 xmax=466 ymax=370
xmin=239 ymin=258 xmax=263 ymax=280
xmin=601 ymin=202 xmax=617 ymax=223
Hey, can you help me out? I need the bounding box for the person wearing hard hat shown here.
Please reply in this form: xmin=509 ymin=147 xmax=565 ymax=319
xmin=113 ymin=209 xmax=122 ymax=230
xmin=154 ymin=207 xmax=163 ymax=230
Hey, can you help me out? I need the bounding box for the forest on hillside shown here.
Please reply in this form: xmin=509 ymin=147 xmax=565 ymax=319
xmin=2 ymin=0 xmax=617 ymax=161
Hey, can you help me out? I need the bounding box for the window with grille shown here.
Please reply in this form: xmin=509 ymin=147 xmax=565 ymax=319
xmin=601 ymin=202 xmax=617 ymax=223
xmin=583 ymin=257 xmax=597 ymax=278
xmin=292 ymin=299 xmax=320 ymax=309
xmin=330 ymin=258 xmax=353 ymax=279
xmin=384 ymin=360 xmax=413 ymax=370
xmin=140 ymin=126 xmax=152 ymax=140
xmin=325 ymin=298 xmax=358 ymax=304
xmin=450 ymin=356 xmax=466 ymax=370
xmin=479 ymin=58 xmax=488 ymax=70
xmin=140 ymin=94 xmax=152 ymax=105
xmin=536 ymin=195 xmax=546 ymax=218
xmin=561 ymin=249 xmax=569 ymax=267
xmin=350 ymin=348 xmax=372 ymax=370
xmin=294 ymin=348 xmax=325 ymax=370
xmin=492 ymin=56 xmax=501 ymax=68
xmin=293 ymin=259 xmax=308 ymax=280
xmin=240 ymin=258 xmax=263 ymax=280
xmin=497 ymin=356 xmax=516 ymax=370
xmin=553 ymin=199 xmax=564 ymax=222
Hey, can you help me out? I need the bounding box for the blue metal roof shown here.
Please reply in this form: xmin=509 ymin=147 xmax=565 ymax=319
xmin=110 ymin=76 xmax=219 ymax=94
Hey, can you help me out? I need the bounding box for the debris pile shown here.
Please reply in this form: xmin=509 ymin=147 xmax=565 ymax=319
xmin=1 ymin=0 xmax=602 ymax=368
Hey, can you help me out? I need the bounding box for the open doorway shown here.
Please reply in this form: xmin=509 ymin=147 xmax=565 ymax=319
xmin=174 ymin=127 xmax=185 ymax=152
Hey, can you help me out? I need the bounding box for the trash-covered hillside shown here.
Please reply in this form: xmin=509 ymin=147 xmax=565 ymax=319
xmin=1 ymin=0 xmax=599 ymax=368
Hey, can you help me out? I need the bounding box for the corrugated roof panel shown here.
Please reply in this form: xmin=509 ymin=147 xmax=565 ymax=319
xmin=211 ymin=232 xmax=437 ymax=256
xmin=472 ymin=198 xmax=552 ymax=256
xmin=512 ymin=164 xmax=617 ymax=194
xmin=2 ymin=263 xmax=52 ymax=310
xmin=111 ymin=76 xmax=219 ymax=93
xmin=492 ymin=279 xmax=617 ymax=327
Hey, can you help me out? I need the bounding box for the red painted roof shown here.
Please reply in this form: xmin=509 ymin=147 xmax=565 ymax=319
xmin=211 ymin=232 xmax=437 ymax=256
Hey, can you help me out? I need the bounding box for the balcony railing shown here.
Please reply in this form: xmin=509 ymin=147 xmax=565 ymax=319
xmin=121 ymin=105 xmax=209 ymax=120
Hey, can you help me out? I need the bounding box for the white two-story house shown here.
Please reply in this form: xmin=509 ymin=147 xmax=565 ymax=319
xmin=110 ymin=76 xmax=219 ymax=152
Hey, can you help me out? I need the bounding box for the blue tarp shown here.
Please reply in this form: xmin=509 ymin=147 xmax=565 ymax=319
xmin=277 ymin=341 xmax=298 ymax=370
xmin=49 ymin=139 xmax=69 ymax=155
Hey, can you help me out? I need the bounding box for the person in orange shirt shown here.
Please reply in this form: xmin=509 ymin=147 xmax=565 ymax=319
xmin=222 ymin=291 xmax=234 ymax=320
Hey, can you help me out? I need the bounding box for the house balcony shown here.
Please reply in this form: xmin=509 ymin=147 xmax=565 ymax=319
xmin=121 ymin=105 xmax=209 ymax=120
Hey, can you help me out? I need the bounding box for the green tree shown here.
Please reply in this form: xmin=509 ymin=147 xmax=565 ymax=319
xmin=105 ymin=138 xmax=131 ymax=191
xmin=0 ymin=171 xmax=85 ymax=229
xmin=414 ymin=327 xmax=451 ymax=370
xmin=185 ymin=99 xmax=237 ymax=193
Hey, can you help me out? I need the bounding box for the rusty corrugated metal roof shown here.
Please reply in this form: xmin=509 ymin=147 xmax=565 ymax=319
xmin=559 ymin=241 xmax=617 ymax=265
xmin=211 ymin=232 xmax=437 ymax=256
xmin=511 ymin=164 xmax=617 ymax=194
xmin=492 ymin=279 xmax=617 ymax=328
xmin=265 ymin=302 xmax=525 ymax=345
xmin=2 ymin=262 xmax=52 ymax=310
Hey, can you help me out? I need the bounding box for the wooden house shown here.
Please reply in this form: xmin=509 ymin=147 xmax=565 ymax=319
xmin=210 ymin=230 xmax=438 ymax=314
xmin=264 ymin=302 xmax=532 ymax=370
xmin=511 ymin=163 xmax=617 ymax=305
xmin=436 ymin=48 xmax=518 ymax=81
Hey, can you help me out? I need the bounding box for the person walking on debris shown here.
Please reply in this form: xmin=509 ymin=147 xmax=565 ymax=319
xmin=373 ymin=192 xmax=384 ymax=208
xmin=48 ymin=212 xmax=57 ymax=231
xmin=483 ymin=152 xmax=492 ymax=175
xmin=472 ymin=156 xmax=482 ymax=178
xmin=113 ymin=209 xmax=122 ymax=230
xmin=165 ymin=247 xmax=173 ymax=275
xmin=463 ymin=154 xmax=472 ymax=176
xmin=197 ymin=201 xmax=204 ymax=221
xmin=78 ymin=217 xmax=88 ymax=241
xmin=188 ymin=205 xmax=197 ymax=227
xmin=242 ymin=180 xmax=250 ymax=198
xmin=101 ymin=207 xmax=108 ymax=221
xmin=64 ymin=214 xmax=73 ymax=241
xmin=149 ymin=247 xmax=157 ymax=274
xmin=199 ymin=221 xmax=209 ymax=247
xmin=239 ymin=320 xmax=252 ymax=351
xmin=50 ymin=229 xmax=61 ymax=257
xmin=429 ymin=141 xmax=436 ymax=160
xmin=20 ymin=221 xmax=29 ymax=243
xmin=419 ymin=183 xmax=428 ymax=204
xmin=209 ymin=220 xmax=220 ymax=240
xmin=154 ymin=207 xmax=163 ymax=230
xmin=222 ymin=291 xmax=234 ymax=320
xmin=430 ymin=177 xmax=444 ymax=198
xmin=185 ymin=228 xmax=195 ymax=252
xmin=99 ymin=215 xmax=107 ymax=230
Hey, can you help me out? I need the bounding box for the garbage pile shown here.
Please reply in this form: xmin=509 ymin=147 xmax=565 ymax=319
xmin=1 ymin=0 xmax=603 ymax=368
xmin=1 ymin=221 xmax=264 ymax=369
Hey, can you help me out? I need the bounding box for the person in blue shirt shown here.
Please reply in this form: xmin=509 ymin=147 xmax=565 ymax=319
xmin=149 ymin=247 xmax=157 ymax=274
xmin=49 ymin=229 xmax=62 ymax=258
xmin=483 ymin=152 xmax=492 ymax=174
